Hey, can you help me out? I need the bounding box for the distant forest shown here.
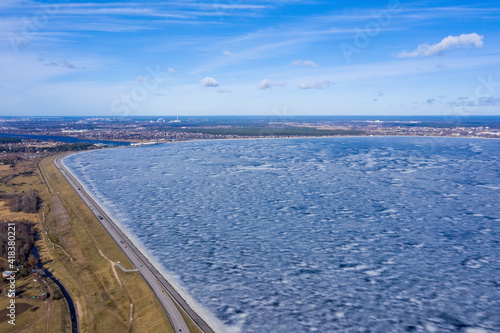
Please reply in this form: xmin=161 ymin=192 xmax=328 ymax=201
xmin=176 ymin=127 xmax=365 ymax=137
xmin=0 ymin=138 xmax=21 ymax=144
xmin=0 ymin=142 xmax=94 ymax=166
xmin=0 ymin=142 xmax=93 ymax=153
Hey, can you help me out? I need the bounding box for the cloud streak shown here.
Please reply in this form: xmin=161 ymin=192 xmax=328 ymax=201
xmin=291 ymin=60 xmax=318 ymax=67
xmin=299 ymin=80 xmax=333 ymax=89
xmin=448 ymin=96 xmax=500 ymax=107
xmin=258 ymin=79 xmax=285 ymax=90
xmin=45 ymin=60 xmax=81 ymax=69
xmin=398 ymin=33 xmax=484 ymax=58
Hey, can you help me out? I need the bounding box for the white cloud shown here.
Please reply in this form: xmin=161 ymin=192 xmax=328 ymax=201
xmin=217 ymin=89 xmax=232 ymax=94
xmin=168 ymin=68 xmax=176 ymax=73
xmin=398 ymin=33 xmax=484 ymax=58
xmin=291 ymin=60 xmax=318 ymax=67
xmin=223 ymin=50 xmax=232 ymax=55
xmin=200 ymin=77 xmax=219 ymax=87
xmin=299 ymin=80 xmax=333 ymax=89
xmin=258 ymin=79 xmax=286 ymax=90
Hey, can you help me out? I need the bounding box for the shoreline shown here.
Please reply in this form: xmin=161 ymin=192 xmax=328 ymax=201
xmin=2 ymin=131 xmax=499 ymax=149
xmin=55 ymin=154 xmax=219 ymax=333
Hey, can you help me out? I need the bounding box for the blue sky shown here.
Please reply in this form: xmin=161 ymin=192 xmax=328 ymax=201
xmin=1 ymin=0 xmax=499 ymax=116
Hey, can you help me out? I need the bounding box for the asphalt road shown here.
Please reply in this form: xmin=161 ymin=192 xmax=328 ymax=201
xmin=54 ymin=154 xmax=216 ymax=333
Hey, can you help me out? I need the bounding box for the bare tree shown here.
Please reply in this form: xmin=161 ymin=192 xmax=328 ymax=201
xmin=9 ymin=190 xmax=40 ymax=213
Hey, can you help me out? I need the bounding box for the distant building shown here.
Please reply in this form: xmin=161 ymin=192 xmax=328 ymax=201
xmin=131 ymin=141 xmax=158 ymax=147
xmin=2 ymin=271 xmax=16 ymax=278
xmin=62 ymin=129 xmax=87 ymax=133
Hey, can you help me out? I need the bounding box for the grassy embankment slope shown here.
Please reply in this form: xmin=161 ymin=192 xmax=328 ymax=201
xmin=36 ymin=154 xmax=179 ymax=333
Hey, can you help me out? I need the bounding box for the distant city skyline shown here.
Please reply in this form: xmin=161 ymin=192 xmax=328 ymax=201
xmin=1 ymin=0 xmax=499 ymax=116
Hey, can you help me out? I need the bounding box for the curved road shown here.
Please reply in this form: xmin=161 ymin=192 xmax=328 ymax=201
xmin=54 ymin=154 xmax=216 ymax=333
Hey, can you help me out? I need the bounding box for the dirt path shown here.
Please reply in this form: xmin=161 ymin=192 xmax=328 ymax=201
xmin=97 ymin=248 xmax=137 ymax=329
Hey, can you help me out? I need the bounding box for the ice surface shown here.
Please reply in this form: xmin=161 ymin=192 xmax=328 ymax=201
xmin=64 ymin=137 xmax=500 ymax=333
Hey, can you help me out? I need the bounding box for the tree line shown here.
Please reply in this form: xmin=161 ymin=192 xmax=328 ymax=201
xmin=0 ymin=138 xmax=21 ymax=144
xmin=0 ymin=142 xmax=94 ymax=153
xmin=177 ymin=126 xmax=365 ymax=137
